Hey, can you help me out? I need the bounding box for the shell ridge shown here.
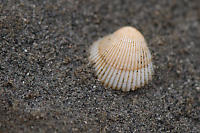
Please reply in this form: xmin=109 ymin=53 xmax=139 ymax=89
xmin=126 ymin=40 xmax=134 ymax=91
xmin=108 ymin=69 xmax=118 ymax=88
xmin=100 ymin=40 xmax=122 ymax=82
xmin=117 ymin=70 xmax=125 ymax=90
xmin=130 ymin=40 xmax=137 ymax=90
xmin=113 ymin=38 xmax=128 ymax=89
xmin=96 ymin=37 xmax=121 ymax=76
xmin=94 ymin=40 xmax=119 ymax=76
xmin=112 ymin=69 xmax=121 ymax=89
xmin=115 ymin=38 xmax=130 ymax=89
xmin=121 ymin=37 xmax=132 ymax=91
xmin=118 ymin=38 xmax=130 ymax=90
xmin=93 ymin=35 xmax=115 ymax=66
xmin=123 ymin=38 xmax=133 ymax=91
xmin=136 ymin=41 xmax=141 ymax=88
xmin=140 ymin=42 xmax=144 ymax=86
xmin=99 ymin=39 xmax=123 ymax=83
xmin=144 ymin=46 xmax=148 ymax=84
xmin=90 ymin=42 xmax=99 ymax=62
xmin=147 ymin=62 xmax=151 ymax=81
xmin=134 ymin=40 xmax=139 ymax=89
xmin=141 ymin=46 xmax=145 ymax=86
xmin=97 ymin=45 xmax=119 ymax=79
xmin=105 ymin=40 xmax=125 ymax=88
xmin=144 ymin=46 xmax=149 ymax=84
xmin=104 ymin=66 xmax=115 ymax=86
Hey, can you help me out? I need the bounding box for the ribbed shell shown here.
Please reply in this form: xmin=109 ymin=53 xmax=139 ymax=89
xmin=89 ymin=26 xmax=154 ymax=92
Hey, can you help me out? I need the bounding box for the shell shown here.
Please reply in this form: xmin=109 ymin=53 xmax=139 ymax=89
xmin=89 ymin=26 xmax=154 ymax=92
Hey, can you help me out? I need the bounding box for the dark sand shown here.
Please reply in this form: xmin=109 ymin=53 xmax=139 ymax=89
xmin=0 ymin=0 xmax=200 ymax=132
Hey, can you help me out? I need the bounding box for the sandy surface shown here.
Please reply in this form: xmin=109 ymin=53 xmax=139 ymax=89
xmin=0 ymin=0 xmax=200 ymax=132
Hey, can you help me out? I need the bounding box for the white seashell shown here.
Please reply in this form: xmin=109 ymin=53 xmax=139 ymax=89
xmin=89 ymin=26 xmax=154 ymax=92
